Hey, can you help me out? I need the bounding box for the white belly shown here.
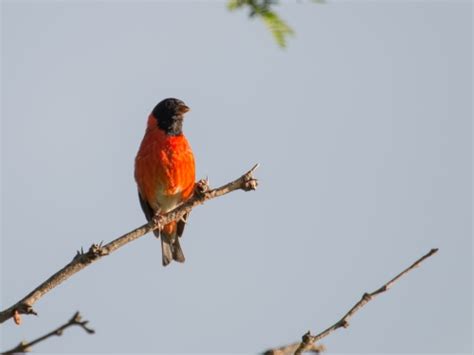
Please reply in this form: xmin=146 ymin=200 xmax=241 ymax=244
xmin=154 ymin=190 xmax=183 ymax=213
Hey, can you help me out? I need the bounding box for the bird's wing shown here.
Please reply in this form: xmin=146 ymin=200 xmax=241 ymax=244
xmin=177 ymin=213 xmax=188 ymax=238
xmin=138 ymin=191 xmax=160 ymax=238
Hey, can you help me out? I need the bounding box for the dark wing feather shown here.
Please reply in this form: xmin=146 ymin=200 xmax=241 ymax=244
xmin=177 ymin=213 xmax=188 ymax=238
xmin=138 ymin=191 xmax=160 ymax=238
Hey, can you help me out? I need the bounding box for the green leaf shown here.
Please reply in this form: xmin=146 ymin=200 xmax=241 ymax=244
xmin=227 ymin=0 xmax=294 ymax=48
xmin=259 ymin=11 xmax=294 ymax=48
xmin=227 ymin=0 xmax=244 ymax=11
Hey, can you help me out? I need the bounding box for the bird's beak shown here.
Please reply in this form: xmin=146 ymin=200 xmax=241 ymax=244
xmin=178 ymin=105 xmax=190 ymax=114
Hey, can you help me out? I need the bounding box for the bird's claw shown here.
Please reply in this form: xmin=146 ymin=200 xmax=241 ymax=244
xmin=152 ymin=213 xmax=165 ymax=229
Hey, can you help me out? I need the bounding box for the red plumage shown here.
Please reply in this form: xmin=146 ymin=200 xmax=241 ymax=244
xmin=135 ymin=98 xmax=195 ymax=266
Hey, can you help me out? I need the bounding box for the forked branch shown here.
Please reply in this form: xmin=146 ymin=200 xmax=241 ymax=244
xmin=0 ymin=164 xmax=259 ymax=325
xmin=264 ymin=248 xmax=439 ymax=355
xmin=1 ymin=312 xmax=94 ymax=354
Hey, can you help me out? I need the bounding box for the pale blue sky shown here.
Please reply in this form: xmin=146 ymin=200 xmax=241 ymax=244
xmin=1 ymin=0 xmax=472 ymax=353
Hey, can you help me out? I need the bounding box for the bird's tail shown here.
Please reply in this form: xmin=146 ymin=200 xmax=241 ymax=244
xmin=159 ymin=221 xmax=185 ymax=266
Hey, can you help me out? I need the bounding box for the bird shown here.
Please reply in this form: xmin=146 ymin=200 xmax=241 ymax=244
xmin=134 ymin=98 xmax=196 ymax=266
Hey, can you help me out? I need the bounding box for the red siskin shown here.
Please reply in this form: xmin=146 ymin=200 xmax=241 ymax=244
xmin=134 ymin=98 xmax=195 ymax=266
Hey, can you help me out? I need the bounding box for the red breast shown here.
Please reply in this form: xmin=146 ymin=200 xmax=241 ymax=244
xmin=135 ymin=115 xmax=195 ymax=212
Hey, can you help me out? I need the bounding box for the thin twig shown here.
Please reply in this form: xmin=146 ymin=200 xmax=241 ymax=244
xmin=0 ymin=164 xmax=259 ymax=325
xmin=263 ymin=343 xmax=325 ymax=355
xmin=2 ymin=312 xmax=94 ymax=354
xmin=263 ymin=248 xmax=439 ymax=355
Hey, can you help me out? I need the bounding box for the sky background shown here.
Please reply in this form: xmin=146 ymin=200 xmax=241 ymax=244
xmin=1 ymin=0 xmax=472 ymax=353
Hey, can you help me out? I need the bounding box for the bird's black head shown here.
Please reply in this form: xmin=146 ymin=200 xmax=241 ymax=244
xmin=151 ymin=98 xmax=190 ymax=136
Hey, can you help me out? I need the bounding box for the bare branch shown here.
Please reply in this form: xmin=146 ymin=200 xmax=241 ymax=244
xmin=0 ymin=165 xmax=259 ymax=325
xmin=263 ymin=343 xmax=325 ymax=355
xmin=263 ymin=248 xmax=439 ymax=355
xmin=2 ymin=312 xmax=94 ymax=354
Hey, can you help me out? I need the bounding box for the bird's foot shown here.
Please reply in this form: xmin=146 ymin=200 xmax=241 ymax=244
xmin=152 ymin=212 xmax=165 ymax=230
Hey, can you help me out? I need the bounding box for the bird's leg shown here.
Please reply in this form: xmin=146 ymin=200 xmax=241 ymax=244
xmin=152 ymin=208 xmax=165 ymax=231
